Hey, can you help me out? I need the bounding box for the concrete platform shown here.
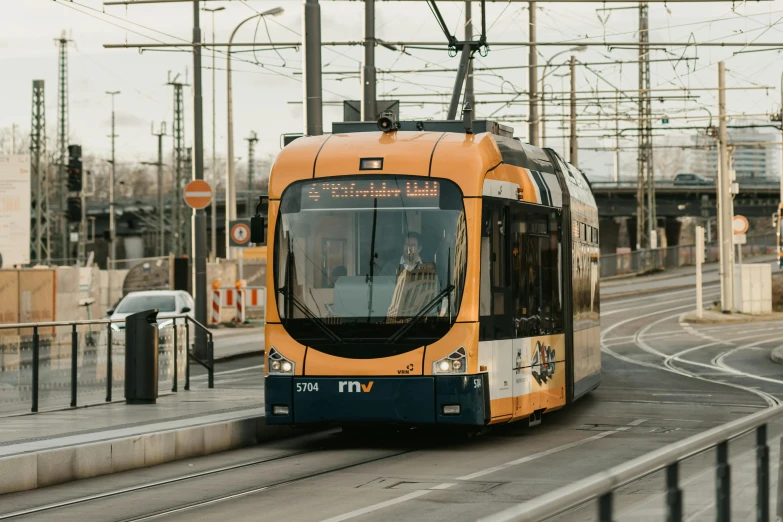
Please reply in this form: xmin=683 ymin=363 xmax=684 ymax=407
xmin=0 ymin=383 xmax=290 ymax=495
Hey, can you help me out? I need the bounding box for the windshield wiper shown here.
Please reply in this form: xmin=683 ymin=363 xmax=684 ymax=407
xmin=385 ymin=284 xmax=454 ymax=344
xmin=278 ymin=287 xmax=344 ymax=344
xmin=280 ymin=236 xmax=343 ymax=344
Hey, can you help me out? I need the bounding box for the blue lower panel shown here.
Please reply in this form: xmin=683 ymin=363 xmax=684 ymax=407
xmin=435 ymin=374 xmax=489 ymax=425
xmin=293 ymin=377 xmax=435 ymax=424
xmin=265 ymin=375 xmax=489 ymax=426
xmin=265 ymin=376 xmax=294 ymax=424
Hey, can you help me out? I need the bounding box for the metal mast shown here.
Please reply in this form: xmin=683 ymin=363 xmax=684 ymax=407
xmin=637 ymin=2 xmax=655 ymax=249
xmin=465 ymin=1 xmax=475 ymax=110
xmin=152 ymin=123 xmax=167 ymax=256
xmin=30 ymin=80 xmax=49 ymax=264
xmin=303 ymin=0 xmax=324 ymax=135
xmin=528 ymin=1 xmax=538 ymax=145
xmin=361 ymin=0 xmax=376 ymax=121
xmin=246 ymin=130 xmax=258 ymax=216
xmin=106 ymin=91 xmax=120 ymax=263
xmin=169 ymin=77 xmax=187 ymax=256
xmin=56 ymin=31 xmax=71 ymax=262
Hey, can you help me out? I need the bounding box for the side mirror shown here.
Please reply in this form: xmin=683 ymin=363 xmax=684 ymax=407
xmin=251 ymin=195 xmax=269 ymax=245
xmin=107 ymin=308 xmax=115 ymax=315
xmin=180 ymin=306 xmax=191 ymax=313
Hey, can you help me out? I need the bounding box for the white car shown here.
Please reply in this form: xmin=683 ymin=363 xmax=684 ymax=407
xmin=108 ymin=290 xmax=195 ymax=332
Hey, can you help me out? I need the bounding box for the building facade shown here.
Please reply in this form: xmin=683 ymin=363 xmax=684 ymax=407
xmin=691 ymin=125 xmax=780 ymax=181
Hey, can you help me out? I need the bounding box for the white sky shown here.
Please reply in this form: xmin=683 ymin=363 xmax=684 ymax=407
xmin=3 ymin=0 xmax=783 ymax=180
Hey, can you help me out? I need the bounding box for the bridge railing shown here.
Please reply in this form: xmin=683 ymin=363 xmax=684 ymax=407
xmin=600 ymin=232 xmax=778 ymax=278
xmin=481 ymin=403 xmax=783 ymax=522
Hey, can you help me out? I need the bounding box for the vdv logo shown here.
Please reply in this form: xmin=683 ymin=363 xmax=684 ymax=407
xmin=338 ymin=380 xmax=374 ymax=393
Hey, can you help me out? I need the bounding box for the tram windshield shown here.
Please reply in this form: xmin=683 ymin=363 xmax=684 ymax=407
xmin=275 ymin=175 xmax=467 ymax=350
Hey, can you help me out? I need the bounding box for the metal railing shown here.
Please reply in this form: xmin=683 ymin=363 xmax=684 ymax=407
xmin=600 ymin=233 xmax=778 ymax=278
xmin=482 ymin=403 xmax=783 ymax=522
xmin=0 ymin=314 xmax=213 ymax=414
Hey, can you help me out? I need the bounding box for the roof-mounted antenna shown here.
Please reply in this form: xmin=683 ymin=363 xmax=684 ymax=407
xmin=426 ymin=0 xmax=488 ymax=121
xmin=462 ymin=103 xmax=473 ymax=134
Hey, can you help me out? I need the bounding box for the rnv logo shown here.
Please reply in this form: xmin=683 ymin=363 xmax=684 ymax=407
xmin=338 ymin=381 xmax=374 ymax=393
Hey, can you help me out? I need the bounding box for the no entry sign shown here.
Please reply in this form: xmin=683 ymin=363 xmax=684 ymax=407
xmin=184 ymin=180 xmax=213 ymax=210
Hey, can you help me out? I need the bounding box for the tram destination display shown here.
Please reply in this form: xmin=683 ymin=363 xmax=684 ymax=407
xmin=286 ymin=177 xmax=462 ymax=212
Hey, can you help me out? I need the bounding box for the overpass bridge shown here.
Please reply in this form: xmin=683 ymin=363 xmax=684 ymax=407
xmin=592 ymin=180 xmax=781 ymax=253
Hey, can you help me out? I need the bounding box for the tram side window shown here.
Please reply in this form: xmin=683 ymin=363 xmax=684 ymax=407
xmin=480 ymin=203 xmax=512 ymax=340
xmin=511 ymin=206 xmax=563 ymax=337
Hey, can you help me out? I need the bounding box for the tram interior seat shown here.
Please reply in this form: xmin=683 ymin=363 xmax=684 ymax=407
xmin=333 ymin=276 xmax=397 ymax=318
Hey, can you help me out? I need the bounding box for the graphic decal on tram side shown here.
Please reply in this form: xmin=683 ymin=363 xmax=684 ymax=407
xmin=531 ymin=341 xmax=556 ymax=385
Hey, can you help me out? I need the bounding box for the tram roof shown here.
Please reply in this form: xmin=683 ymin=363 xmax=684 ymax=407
xmin=268 ymin=128 xmax=507 ymax=200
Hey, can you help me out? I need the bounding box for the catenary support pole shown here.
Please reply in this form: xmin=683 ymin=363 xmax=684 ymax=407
xmin=528 ymin=1 xmax=538 ymax=145
xmin=361 ymin=0 xmax=376 ymax=121
xmin=193 ymin=2 xmax=208 ymax=359
xmin=107 ymin=91 xmax=120 ymax=263
xmin=465 ymin=1 xmax=475 ymax=111
xmin=614 ymin=89 xmax=620 ymax=182
xmin=696 ymin=225 xmax=704 ymax=319
xmin=304 ymin=0 xmax=324 ymax=135
xmin=718 ymin=61 xmax=734 ymax=312
xmin=569 ymin=55 xmax=577 ymax=166
xmin=204 ymin=7 xmax=223 ymax=259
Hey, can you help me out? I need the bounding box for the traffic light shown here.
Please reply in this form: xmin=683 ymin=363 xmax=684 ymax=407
xmin=67 ymin=159 xmax=82 ymax=192
xmin=67 ymin=144 xmax=82 ymax=192
xmin=67 ymin=196 xmax=82 ymax=222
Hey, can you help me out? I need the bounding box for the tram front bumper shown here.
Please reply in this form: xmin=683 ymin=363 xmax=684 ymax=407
xmin=265 ymin=374 xmax=490 ymax=426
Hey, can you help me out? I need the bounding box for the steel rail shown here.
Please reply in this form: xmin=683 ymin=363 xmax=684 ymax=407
xmin=0 ymin=448 xmax=324 ymax=520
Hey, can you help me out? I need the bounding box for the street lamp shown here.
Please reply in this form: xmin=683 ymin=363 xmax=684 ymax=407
xmin=226 ymin=6 xmax=284 ymax=259
xmin=540 ymin=45 xmax=586 ymax=148
xmin=203 ymin=6 xmax=224 ymax=261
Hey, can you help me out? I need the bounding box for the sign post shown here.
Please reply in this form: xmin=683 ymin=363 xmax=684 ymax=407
xmin=733 ymin=215 xmax=748 ymax=266
xmin=184 ymin=180 xmax=212 ymax=351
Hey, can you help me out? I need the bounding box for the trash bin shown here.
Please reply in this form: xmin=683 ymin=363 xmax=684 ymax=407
xmin=125 ymin=309 xmax=159 ymax=404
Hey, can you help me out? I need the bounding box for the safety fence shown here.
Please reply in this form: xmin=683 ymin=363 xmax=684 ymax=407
xmin=482 ymin=403 xmax=783 ymax=522
xmin=210 ymin=284 xmax=266 ymax=325
xmin=0 ymin=314 xmax=213 ymax=415
xmin=600 ymin=233 xmax=778 ymax=278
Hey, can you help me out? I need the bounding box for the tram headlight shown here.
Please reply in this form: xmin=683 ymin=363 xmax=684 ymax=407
xmin=433 ymin=347 xmax=467 ymax=375
xmin=268 ymin=347 xmax=295 ymax=375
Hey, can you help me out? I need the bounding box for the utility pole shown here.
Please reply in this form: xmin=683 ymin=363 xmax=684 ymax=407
xmin=226 ymin=8 xmax=284 ymax=259
xmin=361 ymin=0 xmax=376 ymax=121
xmin=528 ymin=2 xmax=538 ymax=146
xmin=780 ymin=71 xmax=783 ymax=208
xmin=465 ymin=1 xmax=475 ymax=111
xmin=718 ymin=61 xmax=734 ymax=313
xmin=304 ymin=0 xmax=324 ymax=135
xmin=614 ymin=89 xmax=620 ymax=182
xmin=637 ymin=2 xmax=655 ymax=250
xmin=569 ymin=55 xmax=577 ymax=166
xmin=204 ymin=6 xmax=223 ymax=260
xmin=246 ymin=131 xmax=258 ymax=217
xmin=106 ymin=91 xmax=120 ymax=263
xmin=145 ymin=122 xmax=167 ymax=257
xmin=192 ymin=1 xmax=209 ymax=359
xmin=30 ymin=79 xmax=49 ymax=264
xmin=56 ymin=31 xmax=71 ymax=263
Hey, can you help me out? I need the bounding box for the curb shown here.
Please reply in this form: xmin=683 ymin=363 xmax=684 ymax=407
xmin=771 ymin=347 xmax=783 ymax=365
xmin=0 ymin=414 xmax=300 ymax=495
